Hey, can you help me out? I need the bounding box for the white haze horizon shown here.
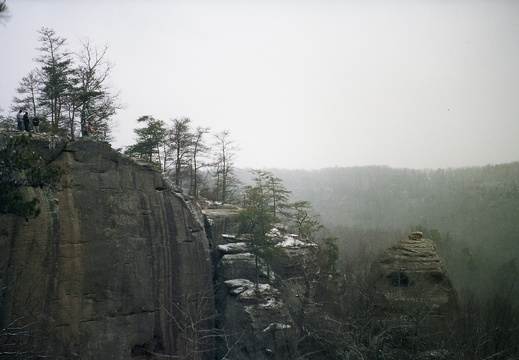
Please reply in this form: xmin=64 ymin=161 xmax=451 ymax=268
xmin=1 ymin=0 xmax=519 ymax=170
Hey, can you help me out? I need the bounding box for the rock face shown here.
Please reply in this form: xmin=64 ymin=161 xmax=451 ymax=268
xmin=371 ymin=232 xmax=460 ymax=333
xmin=1 ymin=134 xmax=464 ymax=359
xmin=209 ymin=222 xmax=303 ymax=360
xmin=0 ymin=138 xmax=214 ymax=359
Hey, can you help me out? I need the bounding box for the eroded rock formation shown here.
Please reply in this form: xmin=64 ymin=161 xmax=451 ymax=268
xmin=210 ymin=224 xmax=305 ymax=360
xmin=371 ymin=232 xmax=460 ymax=334
xmin=1 ymin=134 xmax=464 ymax=359
xmin=0 ymin=137 xmax=214 ymax=359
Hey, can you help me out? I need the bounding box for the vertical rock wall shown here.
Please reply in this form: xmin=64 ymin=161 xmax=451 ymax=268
xmin=0 ymin=139 xmax=214 ymax=359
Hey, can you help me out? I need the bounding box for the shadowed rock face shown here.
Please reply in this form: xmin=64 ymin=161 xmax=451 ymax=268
xmin=210 ymin=223 xmax=302 ymax=360
xmin=371 ymin=232 xmax=460 ymax=329
xmin=0 ymin=139 xmax=214 ymax=359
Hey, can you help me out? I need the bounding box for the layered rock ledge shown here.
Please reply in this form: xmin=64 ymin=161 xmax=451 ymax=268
xmin=371 ymin=232 xmax=460 ymax=330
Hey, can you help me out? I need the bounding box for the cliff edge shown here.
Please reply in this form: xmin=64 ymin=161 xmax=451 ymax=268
xmin=0 ymin=137 xmax=214 ymax=359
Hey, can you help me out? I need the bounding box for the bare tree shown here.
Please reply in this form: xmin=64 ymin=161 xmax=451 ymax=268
xmin=131 ymin=287 xmax=216 ymax=359
xmin=212 ymin=130 xmax=238 ymax=203
xmin=74 ymin=38 xmax=121 ymax=140
xmin=0 ymin=315 xmax=38 ymax=357
xmin=190 ymin=126 xmax=210 ymax=197
xmin=166 ymin=117 xmax=193 ymax=187
xmin=164 ymin=288 xmax=216 ymax=359
xmin=11 ymin=70 xmax=41 ymax=117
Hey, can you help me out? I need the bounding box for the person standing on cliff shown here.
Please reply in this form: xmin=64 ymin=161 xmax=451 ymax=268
xmin=23 ymin=111 xmax=30 ymax=132
xmin=32 ymin=115 xmax=40 ymax=133
xmin=86 ymin=122 xmax=94 ymax=138
xmin=16 ymin=110 xmax=23 ymax=131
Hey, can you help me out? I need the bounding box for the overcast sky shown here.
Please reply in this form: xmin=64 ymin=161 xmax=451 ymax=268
xmin=1 ymin=0 xmax=519 ymax=170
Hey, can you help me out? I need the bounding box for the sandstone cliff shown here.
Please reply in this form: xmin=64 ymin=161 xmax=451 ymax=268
xmin=1 ymin=134 xmax=464 ymax=359
xmin=0 ymin=137 xmax=214 ymax=359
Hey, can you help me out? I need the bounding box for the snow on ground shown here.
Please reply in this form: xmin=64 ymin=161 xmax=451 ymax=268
xmin=217 ymin=242 xmax=251 ymax=253
xmin=224 ymin=279 xmax=272 ymax=298
xmin=225 ymin=279 xmax=285 ymax=312
xmin=222 ymin=233 xmax=239 ymax=241
xmin=263 ymin=323 xmax=292 ymax=332
xmin=266 ymin=227 xmax=318 ymax=248
xmin=220 ymin=252 xmax=255 ymax=263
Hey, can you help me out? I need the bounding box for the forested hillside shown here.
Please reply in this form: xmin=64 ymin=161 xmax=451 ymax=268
xmin=255 ymin=162 xmax=519 ymax=291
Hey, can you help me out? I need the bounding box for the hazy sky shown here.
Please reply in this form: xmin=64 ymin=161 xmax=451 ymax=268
xmin=1 ymin=0 xmax=519 ymax=170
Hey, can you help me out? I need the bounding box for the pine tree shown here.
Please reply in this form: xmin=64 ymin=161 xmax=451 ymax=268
xmin=238 ymin=179 xmax=277 ymax=286
xmin=125 ymin=116 xmax=167 ymax=167
xmin=34 ymin=27 xmax=74 ymax=133
xmin=286 ymin=200 xmax=324 ymax=242
xmin=0 ymin=135 xmax=62 ymax=219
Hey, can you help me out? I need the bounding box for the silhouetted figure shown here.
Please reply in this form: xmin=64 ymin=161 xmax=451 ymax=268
xmin=32 ymin=116 xmax=40 ymax=133
xmin=16 ymin=110 xmax=23 ymax=131
xmin=23 ymin=111 xmax=30 ymax=132
xmin=86 ymin=122 xmax=94 ymax=138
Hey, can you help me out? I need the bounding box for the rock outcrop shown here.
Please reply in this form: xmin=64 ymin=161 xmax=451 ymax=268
xmin=371 ymin=232 xmax=460 ymax=335
xmin=0 ymin=137 xmax=214 ymax=359
xmin=210 ymin=224 xmax=305 ymax=360
xmin=1 ymin=133 xmax=465 ymax=359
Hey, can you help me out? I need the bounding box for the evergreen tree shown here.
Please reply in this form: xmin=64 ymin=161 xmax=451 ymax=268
xmin=166 ymin=117 xmax=193 ymax=186
xmin=265 ymin=171 xmax=291 ymax=220
xmin=286 ymin=200 xmax=324 ymax=242
xmin=238 ymin=176 xmax=277 ymax=286
xmin=125 ymin=116 xmax=166 ymax=167
xmin=34 ymin=27 xmax=74 ymax=133
xmin=0 ymin=135 xmax=62 ymax=219
xmin=9 ymin=29 xmax=120 ymax=138
xmin=318 ymin=236 xmax=340 ymax=278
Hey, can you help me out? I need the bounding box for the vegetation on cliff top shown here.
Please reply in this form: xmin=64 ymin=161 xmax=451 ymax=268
xmin=125 ymin=115 xmax=240 ymax=203
xmin=0 ymin=134 xmax=62 ymax=219
xmin=0 ymin=27 xmax=121 ymax=141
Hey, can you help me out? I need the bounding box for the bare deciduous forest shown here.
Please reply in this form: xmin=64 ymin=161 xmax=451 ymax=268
xmin=232 ymin=163 xmax=519 ymax=359
xmin=267 ymin=164 xmax=519 ymax=290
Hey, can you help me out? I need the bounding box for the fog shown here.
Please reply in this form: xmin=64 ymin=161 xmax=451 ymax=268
xmin=1 ymin=0 xmax=519 ymax=169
